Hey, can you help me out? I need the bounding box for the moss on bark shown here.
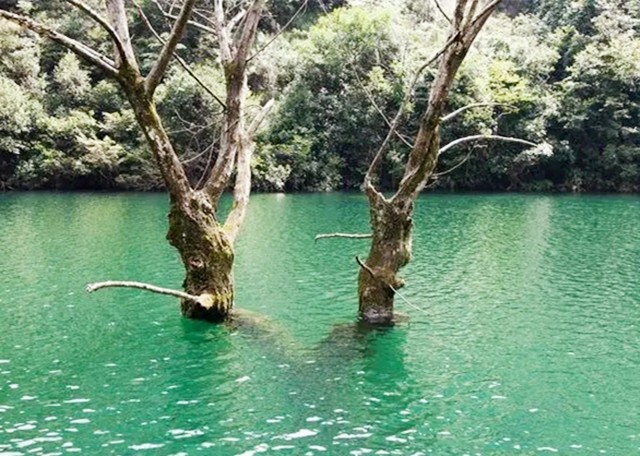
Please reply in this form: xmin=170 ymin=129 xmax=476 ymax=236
xmin=167 ymin=191 xmax=235 ymax=322
xmin=358 ymin=199 xmax=413 ymax=324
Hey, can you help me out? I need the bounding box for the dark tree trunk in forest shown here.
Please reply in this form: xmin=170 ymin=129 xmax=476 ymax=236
xmin=1 ymin=0 xmax=267 ymax=321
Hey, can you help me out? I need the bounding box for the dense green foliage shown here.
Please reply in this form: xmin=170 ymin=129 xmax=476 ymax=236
xmin=1 ymin=0 xmax=639 ymax=192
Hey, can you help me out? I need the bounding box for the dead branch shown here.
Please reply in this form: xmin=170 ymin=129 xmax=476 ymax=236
xmin=213 ymin=0 xmax=232 ymax=61
xmin=432 ymin=149 xmax=474 ymax=178
xmin=351 ymin=66 xmax=414 ymax=148
xmin=0 ymin=10 xmax=118 ymax=76
xmin=227 ymin=8 xmax=246 ymax=31
xmin=204 ymin=0 xmax=265 ymax=206
xmin=146 ymin=0 xmax=198 ymax=95
xmin=151 ymin=0 xmax=216 ymax=34
xmin=86 ymin=281 xmax=216 ymax=309
xmin=315 ymin=233 xmax=372 ymax=242
xmin=223 ymin=99 xmax=276 ymax=242
xmin=234 ymin=0 xmax=264 ymax=64
xmin=441 ymin=102 xmax=512 ymax=123
xmin=355 ymin=256 xmax=376 ymax=278
xmin=439 ymin=134 xmax=538 ymax=155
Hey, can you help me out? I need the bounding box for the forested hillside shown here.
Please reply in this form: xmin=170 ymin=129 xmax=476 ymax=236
xmin=1 ymin=0 xmax=639 ymax=192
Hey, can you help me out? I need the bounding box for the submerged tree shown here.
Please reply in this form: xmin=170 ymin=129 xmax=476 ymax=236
xmin=318 ymin=0 xmax=544 ymax=324
xmin=0 ymin=0 xmax=267 ymax=321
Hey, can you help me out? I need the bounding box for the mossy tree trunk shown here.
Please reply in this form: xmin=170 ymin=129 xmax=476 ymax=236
xmin=358 ymin=195 xmax=413 ymax=324
xmin=167 ymin=193 xmax=234 ymax=321
xmin=2 ymin=0 xmax=266 ymax=322
xmin=358 ymin=0 xmax=502 ymax=324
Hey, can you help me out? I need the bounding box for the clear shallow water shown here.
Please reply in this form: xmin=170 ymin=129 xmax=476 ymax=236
xmin=0 ymin=192 xmax=639 ymax=455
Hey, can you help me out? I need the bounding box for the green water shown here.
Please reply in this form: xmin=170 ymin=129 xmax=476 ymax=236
xmin=0 ymin=193 xmax=639 ymax=455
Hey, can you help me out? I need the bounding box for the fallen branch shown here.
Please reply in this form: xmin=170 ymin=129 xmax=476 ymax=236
xmin=85 ymin=281 xmax=215 ymax=309
xmin=315 ymin=233 xmax=372 ymax=242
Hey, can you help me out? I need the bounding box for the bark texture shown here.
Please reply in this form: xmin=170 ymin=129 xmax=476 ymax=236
xmin=167 ymin=192 xmax=234 ymax=321
xmin=358 ymin=197 xmax=413 ymax=324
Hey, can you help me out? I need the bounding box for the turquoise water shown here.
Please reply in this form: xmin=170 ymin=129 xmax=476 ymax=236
xmin=0 ymin=193 xmax=639 ymax=455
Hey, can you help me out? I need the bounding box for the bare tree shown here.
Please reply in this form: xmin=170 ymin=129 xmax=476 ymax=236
xmin=318 ymin=0 xmax=542 ymax=324
xmin=0 ymin=0 xmax=267 ymax=322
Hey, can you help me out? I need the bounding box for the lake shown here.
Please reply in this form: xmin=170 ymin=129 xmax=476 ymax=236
xmin=0 ymin=192 xmax=639 ymax=455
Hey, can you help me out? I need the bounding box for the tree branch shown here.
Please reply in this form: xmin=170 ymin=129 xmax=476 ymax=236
xmin=432 ymin=149 xmax=474 ymax=177
xmin=214 ymin=0 xmax=232 ymax=62
xmin=438 ymin=134 xmax=538 ymax=155
xmin=432 ymin=0 xmax=452 ymax=23
xmin=315 ymin=233 xmax=372 ymax=242
xmin=441 ymin=102 xmax=512 ymax=123
xmin=392 ymin=1 xmax=502 ymax=203
xmin=227 ymin=8 xmax=246 ymax=32
xmin=356 ymin=256 xmax=377 ymax=279
xmin=136 ymin=3 xmax=227 ymax=110
xmin=247 ymin=98 xmax=275 ymax=137
xmin=234 ymin=0 xmax=264 ymax=64
xmin=467 ymin=0 xmax=502 ymax=36
xmin=64 ymin=0 xmax=128 ymax=65
xmin=146 ymin=0 xmax=198 ymax=95
xmin=0 ymin=10 xmax=118 ymax=77
xmin=222 ymin=99 xmax=275 ymax=242
xmin=152 ymin=0 xmax=217 ymax=34
xmin=351 ymin=66 xmax=414 ymax=148
xmin=86 ymin=280 xmax=216 ymax=309
xmin=363 ymin=32 xmax=460 ymax=200
xmin=247 ymin=0 xmax=307 ymax=62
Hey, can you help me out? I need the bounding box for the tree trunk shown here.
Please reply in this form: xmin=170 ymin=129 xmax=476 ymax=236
xmin=358 ymin=1 xmax=503 ymax=324
xmin=358 ymin=197 xmax=413 ymax=324
xmin=123 ymin=78 xmax=234 ymax=321
xmin=167 ymin=193 xmax=234 ymax=321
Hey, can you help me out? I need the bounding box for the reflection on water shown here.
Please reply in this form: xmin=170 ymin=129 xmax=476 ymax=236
xmin=0 ymin=192 xmax=639 ymax=455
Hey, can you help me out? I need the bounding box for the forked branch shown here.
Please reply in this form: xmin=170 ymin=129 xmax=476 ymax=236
xmin=64 ymin=0 xmax=128 ymax=64
xmin=136 ymin=3 xmax=227 ymax=110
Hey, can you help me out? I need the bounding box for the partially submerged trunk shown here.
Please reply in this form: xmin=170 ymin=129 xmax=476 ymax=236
xmin=358 ymin=197 xmax=413 ymax=324
xmin=1 ymin=0 xmax=267 ymax=322
xmin=167 ymin=192 xmax=234 ymax=321
xmin=357 ymin=0 xmax=504 ymax=324
xmin=121 ymin=76 xmax=234 ymax=320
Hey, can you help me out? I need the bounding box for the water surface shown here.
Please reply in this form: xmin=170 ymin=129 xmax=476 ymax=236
xmin=0 ymin=193 xmax=639 ymax=455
